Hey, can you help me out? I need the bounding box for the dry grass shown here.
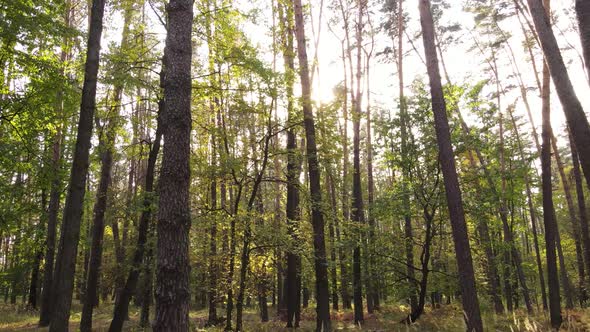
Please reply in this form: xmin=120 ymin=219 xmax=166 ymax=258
xmin=1 ymin=302 xmax=589 ymax=331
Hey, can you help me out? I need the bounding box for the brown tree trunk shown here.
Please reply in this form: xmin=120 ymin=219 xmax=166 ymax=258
xmin=109 ymin=106 xmax=162 ymax=332
xmin=80 ymin=133 xmax=115 ymax=332
xmin=397 ymin=0 xmax=417 ymax=314
xmin=539 ymin=2 xmax=562 ymax=323
xmin=575 ymin=0 xmax=590 ymax=82
xmin=154 ymin=0 xmax=193 ymax=329
xmin=551 ymin=133 xmax=585 ymax=305
xmin=570 ymin=129 xmax=590 ymax=300
xmin=508 ymin=108 xmax=548 ymax=311
xmin=81 ymin=5 xmax=134 ymax=327
xmin=351 ymin=0 xmax=365 ymax=323
xmin=293 ymin=0 xmax=331 ymax=328
xmin=327 ymin=174 xmax=339 ymax=311
xmin=48 ymin=0 xmax=105 ymax=329
xmin=418 ymin=1 xmax=483 ymax=331
xmin=277 ymin=1 xmax=302 ymax=326
xmin=436 ymin=42 xmax=504 ymax=316
xmin=39 ymin=11 xmax=70 ymax=317
xmin=527 ymin=0 xmax=590 ymax=190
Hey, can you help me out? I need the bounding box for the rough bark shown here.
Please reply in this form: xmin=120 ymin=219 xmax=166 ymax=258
xmin=418 ymin=1 xmax=483 ymax=331
xmin=153 ymin=0 xmax=193 ymax=329
xmin=48 ymin=0 xmax=105 ymax=329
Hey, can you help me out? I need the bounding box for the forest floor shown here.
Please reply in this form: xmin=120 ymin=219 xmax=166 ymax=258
xmin=1 ymin=302 xmax=590 ymax=331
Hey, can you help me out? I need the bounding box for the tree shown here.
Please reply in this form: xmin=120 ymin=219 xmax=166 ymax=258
xmin=351 ymin=0 xmax=366 ymax=324
xmin=48 ymin=0 xmax=106 ymax=329
xmin=153 ymin=0 xmax=193 ymax=330
xmin=293 ymin=0 xmax=332 ymax=329
xmin=418 ymin=1 xmax=483 ymax=331
xmin=575 ymin=0 xmax=590 ymax=81
xmin=527 ymin=0 xmax=590 ymax=190
xmin=539 ymin=1 xmax=561 ymax=326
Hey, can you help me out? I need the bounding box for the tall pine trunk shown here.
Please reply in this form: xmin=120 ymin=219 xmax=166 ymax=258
xmin=293 ymin=0 xmax=331 ymax=328
xmin=48 ymin=0 xmax=105 ymax=329
xmin=527 ymin=0 xmax=590 ymax=190
xmin=539 ymin=0 xmax=562 ymax=323
xmin=418 ymin=1 xmax=483 ymax=330
xmin=154 ymin=0 xmax=193 ymax=329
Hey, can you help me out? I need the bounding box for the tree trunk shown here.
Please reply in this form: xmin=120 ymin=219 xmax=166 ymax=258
xmin=575 ymin=0 xmax=590 ymax=82
xmin=327 ymin=175 xmax=339 ymax=311
xmin=48 ymin=0 xmax=105 ymax=329
xmin=109 ymin=107 xmax=162 ymax=332
xmin=293 ymin=0 xmax=331 ymax=329
xmin=397 ymin=0 xmax=417 ymax=314
xmin=39 ymin=45 xmax=67 ymax=325
xmin=80 ymin=135 xmax=114 ymax=332
xmin=418 ymin=1 xmax=483 ymax=331
xmin=403 ymin=207 xmax=435 ymax=323
xmin=437 ymin=41 xmax=504 ymax=316
xmin=508 ymin=108 xmax=548 ymax=311
xmin=539 ymin=5 xmax=562 ymax=324
xmin=154 ymin=0 xmax=193 ymax=329
xmin=569 ymin=129 xmax=590 ymax=299
xmin=140 ymin=226 xmax=154 ymax=328
xmin=551 ymin=133 xmax=585 ymax=305
xmin=277 ymin=1 xmax=302 ymax=326
xmin=527 ymin=0 xmax=590 ymax=190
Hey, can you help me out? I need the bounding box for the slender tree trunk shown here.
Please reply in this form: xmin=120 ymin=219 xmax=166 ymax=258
xmin=80 ymin=135 xmax=114 ymax=332
xmin=397 ymin=0 xmax=417 ymax=314
xmin=570 ymin=129 xmax=590 ymax=299
xmin=437 ymin=42 xmax=504 ymax=316
xmin=555 ymin=227 xmax=574 ymax=309
xmin=339 ymin=42 xmax=352 ymax=310
xmin=418 ymin=1 xmax=483 ymax=331
xmin=39 ymin=33 xmax=67 ymax=321
xmin=539 ymin=3 xmax=562 ymax=324
xmin=154 ymin=0 xmax=193 ymax=329
xmin=48 ymin=0 xmax=105 ymax=329
xmin=527 ymin=0 xmax=590 ymax=190
xmin=80 ymin=5 xmax=134 ymax=327
xmin=109 ymin=108 xmax=162 ymax=332
xmin=293 ymin=0 xmax=331 ymax=329
xmin=365 ymin=26 xmax=378 ymax=315
xmin=508 ymin=108 xmax=548 ymax=311
xmin=403 ymin=207 xmax=435 ymax=323
xmin=575 ymin=0 xmax=590 ymax=82
xmin=327 ymin=174 xmax=339 ymax=311
xmin=278 ymin=1 xmax=302 ymax=327
xmin=140 ymin=224 xmax=154 ymax=328
xmin=551 ymin=133 xmax=585 ymax=305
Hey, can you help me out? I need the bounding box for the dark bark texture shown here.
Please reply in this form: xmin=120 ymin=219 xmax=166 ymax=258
xmin=153 ymin=0 xmax=193 ymax=330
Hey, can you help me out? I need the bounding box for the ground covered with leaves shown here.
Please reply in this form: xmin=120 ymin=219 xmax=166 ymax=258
xmin=1 ymin=303 xmax=590 ymax=331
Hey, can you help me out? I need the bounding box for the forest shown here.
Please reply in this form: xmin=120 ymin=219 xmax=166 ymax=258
xmin=2 ymin=0 xmax=590 ymax=331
